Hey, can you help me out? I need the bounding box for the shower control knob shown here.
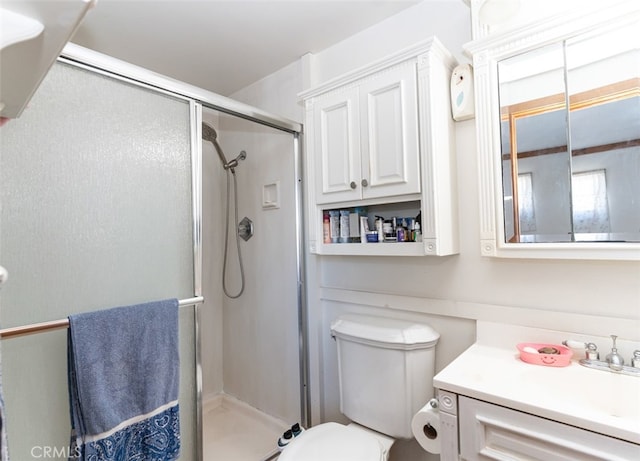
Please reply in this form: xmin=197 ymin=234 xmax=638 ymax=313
xmin=350 ymin=181 xmax=357 ymax=189
xmin=238 ymin=217 xmax=254 ymax=242
xmin=361 ymin=179 xmax=368 ymax=187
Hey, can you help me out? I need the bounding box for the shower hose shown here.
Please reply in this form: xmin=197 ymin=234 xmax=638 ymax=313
xmin=222 ymin=168 xmax=245 ymax=298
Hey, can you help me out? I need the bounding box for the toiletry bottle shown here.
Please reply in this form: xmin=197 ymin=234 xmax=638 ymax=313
xmin=402 ymin=219 xmax=410 ymax=242
xmin=413 ymin=222 xmax=422 ymax=242
xmin=329 ymin=211 xmax=340 ymax=243
xmin=339 ymin=210 xmax=350 ymax=243
xmin=383 ymin=221 xmax=393 ymax=241
xmin=323 ymin=212 xmax=331 ymax=244
xmin=376 ymin=217 xmax=384 ymax=242
xmin=359 ymin=216 xmax=369 ymax=243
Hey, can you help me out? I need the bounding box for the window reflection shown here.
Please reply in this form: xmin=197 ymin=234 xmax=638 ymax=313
xmin=518 ymin=173 xmax=536 ymax=233
xmin=572 ymin=169 xmax=610 ymax=234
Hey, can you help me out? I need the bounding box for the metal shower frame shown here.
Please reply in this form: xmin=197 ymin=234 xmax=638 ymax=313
xmin=59 ymin=43 xmax=309 ymax=461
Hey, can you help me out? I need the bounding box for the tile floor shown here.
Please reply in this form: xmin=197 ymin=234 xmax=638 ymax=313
xmin=203 ymin=394 xmax=289 ymax=461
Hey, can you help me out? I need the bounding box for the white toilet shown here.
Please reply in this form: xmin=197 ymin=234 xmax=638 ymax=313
xmin=279 ymin=314 xmax=439 ymax=461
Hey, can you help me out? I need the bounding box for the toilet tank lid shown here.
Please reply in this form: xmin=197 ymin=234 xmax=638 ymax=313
xmin=331 ymin=315 xmax=439 ymax=350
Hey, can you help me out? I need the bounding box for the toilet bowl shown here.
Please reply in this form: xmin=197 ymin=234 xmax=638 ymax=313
xmin=279 ymin=314 xmax=439 ymax=460
xmin=278 ymin=422 xmax=394 ymax=461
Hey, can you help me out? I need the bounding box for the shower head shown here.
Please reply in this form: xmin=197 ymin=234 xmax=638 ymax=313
xmin=202 ymin=122 xmax=247 ymax=172
xmin=201 ymin=121 xmax=218 ymax=143
xmin=202 ymin=122 xmax=229 ymax=168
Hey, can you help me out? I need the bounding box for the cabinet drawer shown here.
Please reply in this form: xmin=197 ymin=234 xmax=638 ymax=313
xmin=459 ymin=396 xmax=640 ymax=461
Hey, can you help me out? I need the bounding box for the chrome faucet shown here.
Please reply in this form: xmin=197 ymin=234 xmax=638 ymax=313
xmin=563 ymin=336 xmax=639 ymax=377
xmin=605 ymin=335 xmax=624 ymax=371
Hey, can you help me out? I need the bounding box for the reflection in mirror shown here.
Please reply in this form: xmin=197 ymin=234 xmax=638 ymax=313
xmin=499 ymin=43 xmax=571 ymax=242
xmin=567 ymin=28 xmax=640 ymax=242
xmin=497 ymin=25 xmax=639 ymax=244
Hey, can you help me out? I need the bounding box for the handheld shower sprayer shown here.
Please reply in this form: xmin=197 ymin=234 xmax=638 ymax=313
xmin=202 ymin=122 xmax=246 ymax=172
xmin=201 ymin=121 xmax=248 ymax=298
xmin=202 ymin=122 xmax=227 ymax=166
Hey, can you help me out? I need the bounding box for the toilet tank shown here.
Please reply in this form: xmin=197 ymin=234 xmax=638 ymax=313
xmin=330 ymin=314 xmax=439 ymax=439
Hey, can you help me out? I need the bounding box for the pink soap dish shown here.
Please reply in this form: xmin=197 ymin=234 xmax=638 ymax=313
xmin=517 ymin=343 xmax=573 ymax=367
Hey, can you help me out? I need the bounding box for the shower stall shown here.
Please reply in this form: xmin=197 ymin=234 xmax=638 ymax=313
xmin=0 ymin=44 xmax=307 ymax=461
xmin=200 ymin=108 xmax=307 ymax=460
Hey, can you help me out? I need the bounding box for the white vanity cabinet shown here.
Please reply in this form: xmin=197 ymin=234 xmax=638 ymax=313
xmin=310 ymin=63 xmax=420 ymax=204
xmin=456 ymin=395 xmax=639 ymax=461
xmin=301 ymin=37 xmax=459 ymax=256
xmin=433 ymin=323 xmax=640 ymax=461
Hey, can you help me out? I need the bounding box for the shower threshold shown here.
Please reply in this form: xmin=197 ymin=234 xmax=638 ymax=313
xmin=203 ymin=393 xmax=288 ymax=461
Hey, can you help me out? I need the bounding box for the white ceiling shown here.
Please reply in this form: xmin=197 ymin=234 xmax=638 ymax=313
xmin=71 ymin=0 xmax=422 ymax=96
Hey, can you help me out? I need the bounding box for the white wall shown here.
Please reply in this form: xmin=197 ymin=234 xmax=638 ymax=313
xmin=309 ymin=0 xmax=471 ymax=87
xmin=231 ymin=1 xmax=640 ymax=460
xmin=232 ymin=59 xmax=303 ymax=123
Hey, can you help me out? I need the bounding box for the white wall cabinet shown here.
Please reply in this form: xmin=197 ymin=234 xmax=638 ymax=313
xmin=301 ymin=37 xmax=459 ymax=256
xmin=312 ymin=64 xmax=420 ymax=204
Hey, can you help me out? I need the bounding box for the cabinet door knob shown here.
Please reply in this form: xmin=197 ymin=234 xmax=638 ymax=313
xmin=361 ymin=179 xmax=368 ymax=187
xmin=350 ymin=181 xmax=357 ymax=189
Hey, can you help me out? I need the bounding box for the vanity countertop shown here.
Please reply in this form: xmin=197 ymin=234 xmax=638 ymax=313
xmin=434 ymin=324 xmax=640 ymax=444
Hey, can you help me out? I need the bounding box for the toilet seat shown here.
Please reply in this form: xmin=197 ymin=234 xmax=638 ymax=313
xmin=278 ymin=422 xmax=385 ymax=461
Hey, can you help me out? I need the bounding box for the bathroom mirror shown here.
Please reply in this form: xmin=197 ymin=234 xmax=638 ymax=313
xmin=466 ymin=3 xmax=640 ymax=259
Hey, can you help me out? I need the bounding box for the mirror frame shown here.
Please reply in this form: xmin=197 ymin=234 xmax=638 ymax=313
xmin=465 ymin=2 xmax=640 ymax=260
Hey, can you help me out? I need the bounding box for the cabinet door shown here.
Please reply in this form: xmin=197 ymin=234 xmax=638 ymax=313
xmin=459 ymin=396 xmax=640 ymax=461
xmin=360 ymin=65 xmax=420 ymax=200
xmin=313 ymin=87 xmax=362 ymax=204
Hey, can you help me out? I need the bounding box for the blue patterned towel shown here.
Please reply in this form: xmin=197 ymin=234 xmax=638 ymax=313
xmin=67 ymin=299 xmax=180 ymax=461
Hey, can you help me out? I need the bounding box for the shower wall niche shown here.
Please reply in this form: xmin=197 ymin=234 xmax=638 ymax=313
xmin=300 ymin=37 xmax=459 ymax=256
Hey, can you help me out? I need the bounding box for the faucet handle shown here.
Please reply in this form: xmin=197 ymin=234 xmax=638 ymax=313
xmin=563 ymin=339 xmax=586 ymax=349
xmin=562 ymin=339 xmax=600 ymax=360
xmin=585 ymin=342 xmax=599 ymax=360
xmin=632 ymin=350 xmax=640 ymax=369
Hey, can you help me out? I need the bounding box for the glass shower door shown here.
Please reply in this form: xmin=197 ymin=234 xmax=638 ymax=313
xmin=0 ymin=60 xmax=199 ymax=460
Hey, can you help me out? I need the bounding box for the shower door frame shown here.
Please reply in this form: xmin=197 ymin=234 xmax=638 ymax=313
xmin=59 ymin=43 xmax=309 ymax=460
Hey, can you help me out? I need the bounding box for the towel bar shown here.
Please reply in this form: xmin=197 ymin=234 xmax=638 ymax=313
xmin=0 ymin=296 xmax=204 ymax=340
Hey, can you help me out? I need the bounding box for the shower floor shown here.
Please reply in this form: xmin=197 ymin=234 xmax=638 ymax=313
xmin=203 ymin=394 xmax=288 ymax=461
